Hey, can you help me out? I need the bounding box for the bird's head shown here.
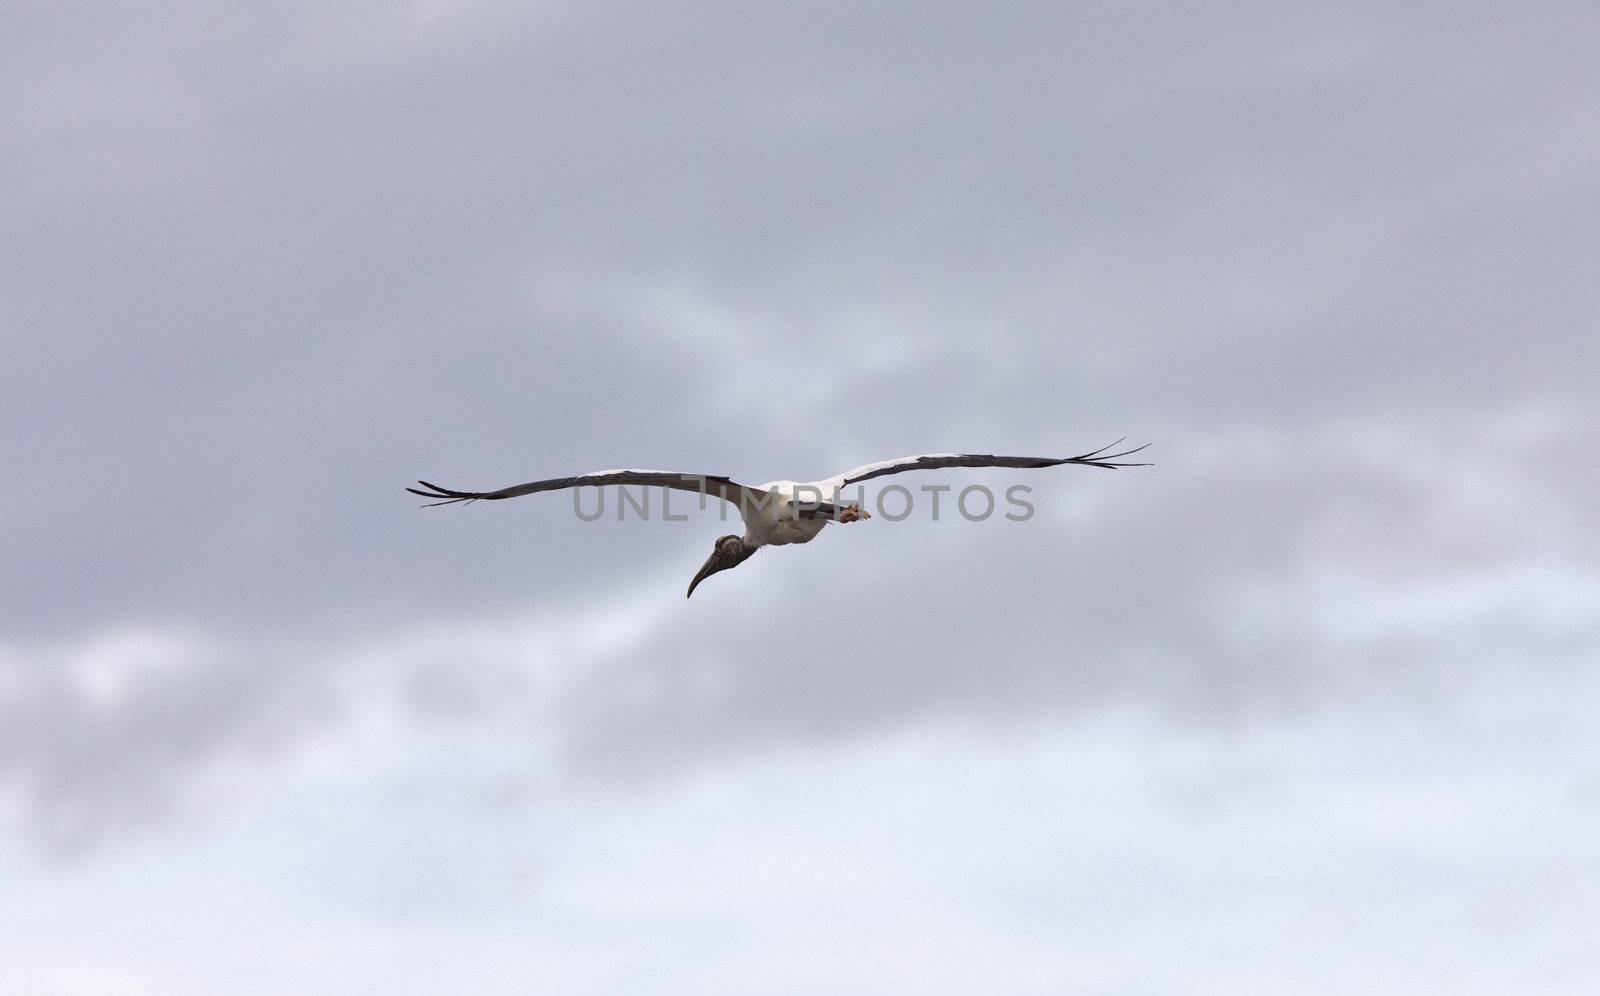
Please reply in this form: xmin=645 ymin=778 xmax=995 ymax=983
xmin=687 ymin=535 xmax=757 ymax=598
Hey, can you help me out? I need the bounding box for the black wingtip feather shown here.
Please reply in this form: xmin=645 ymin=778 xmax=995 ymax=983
xmin=1065 ymin=440 xmax=1153 ymax=469
xmin=407 ymin=480 xmax=486 ymax=506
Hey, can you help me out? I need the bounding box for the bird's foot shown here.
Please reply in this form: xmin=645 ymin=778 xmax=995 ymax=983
xmin=838 ymin=503 xmax=869 ymax=523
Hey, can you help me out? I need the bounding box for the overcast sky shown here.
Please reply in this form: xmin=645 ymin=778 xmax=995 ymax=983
xmin=3 ymin=2 xmax=1597 ymax=992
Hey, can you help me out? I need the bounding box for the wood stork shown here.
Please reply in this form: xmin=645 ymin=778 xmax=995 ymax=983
xmin=408 ymin=440 xmax=1150 ymax=597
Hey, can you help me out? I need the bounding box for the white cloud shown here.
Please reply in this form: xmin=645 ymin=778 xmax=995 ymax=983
xmin=4 ymin=664 xmax=1595 ymax=993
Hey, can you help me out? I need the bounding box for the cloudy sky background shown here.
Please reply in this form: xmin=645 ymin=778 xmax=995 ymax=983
xmin=3 ymin=2 xmax=1597 ymax=991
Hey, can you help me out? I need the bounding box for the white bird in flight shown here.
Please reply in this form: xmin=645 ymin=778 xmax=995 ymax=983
xmin=409 ymin=440 xmax=1150 ymax=597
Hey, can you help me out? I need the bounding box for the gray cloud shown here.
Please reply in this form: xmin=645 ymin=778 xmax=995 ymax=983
xmin=2 ymin=1 xmax=1596 ymax=863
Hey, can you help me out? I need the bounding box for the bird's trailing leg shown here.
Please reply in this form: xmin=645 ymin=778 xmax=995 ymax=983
xmin=795 ymin=501 xmax=867 ymax=522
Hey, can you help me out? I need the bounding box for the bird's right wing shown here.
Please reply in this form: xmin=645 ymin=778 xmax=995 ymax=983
xmin=407 ymin=469 xmax=768 ymax=510
xmin=818 ymin=439 xmax=1151 ymax=492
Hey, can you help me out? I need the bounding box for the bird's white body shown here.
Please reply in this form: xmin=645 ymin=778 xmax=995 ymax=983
xmin=744 ymin=480 xmax=835 ymax=547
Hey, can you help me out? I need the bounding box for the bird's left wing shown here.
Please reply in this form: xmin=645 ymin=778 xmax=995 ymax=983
xmin=819 ymin=440 xmax=1151 ymax=491
xmin=407 ymin=469 xmax=766 ymax=509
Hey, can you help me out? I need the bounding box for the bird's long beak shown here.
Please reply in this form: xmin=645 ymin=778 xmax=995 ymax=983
xmin=686 ymin=551 xmax=725 ymax=599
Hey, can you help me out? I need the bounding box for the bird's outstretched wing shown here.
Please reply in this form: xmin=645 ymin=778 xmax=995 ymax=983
xmin=820 ymin=439 xmax=1151 ymax=491
xmin=407 ymin=469 xmax=767 ymax=509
